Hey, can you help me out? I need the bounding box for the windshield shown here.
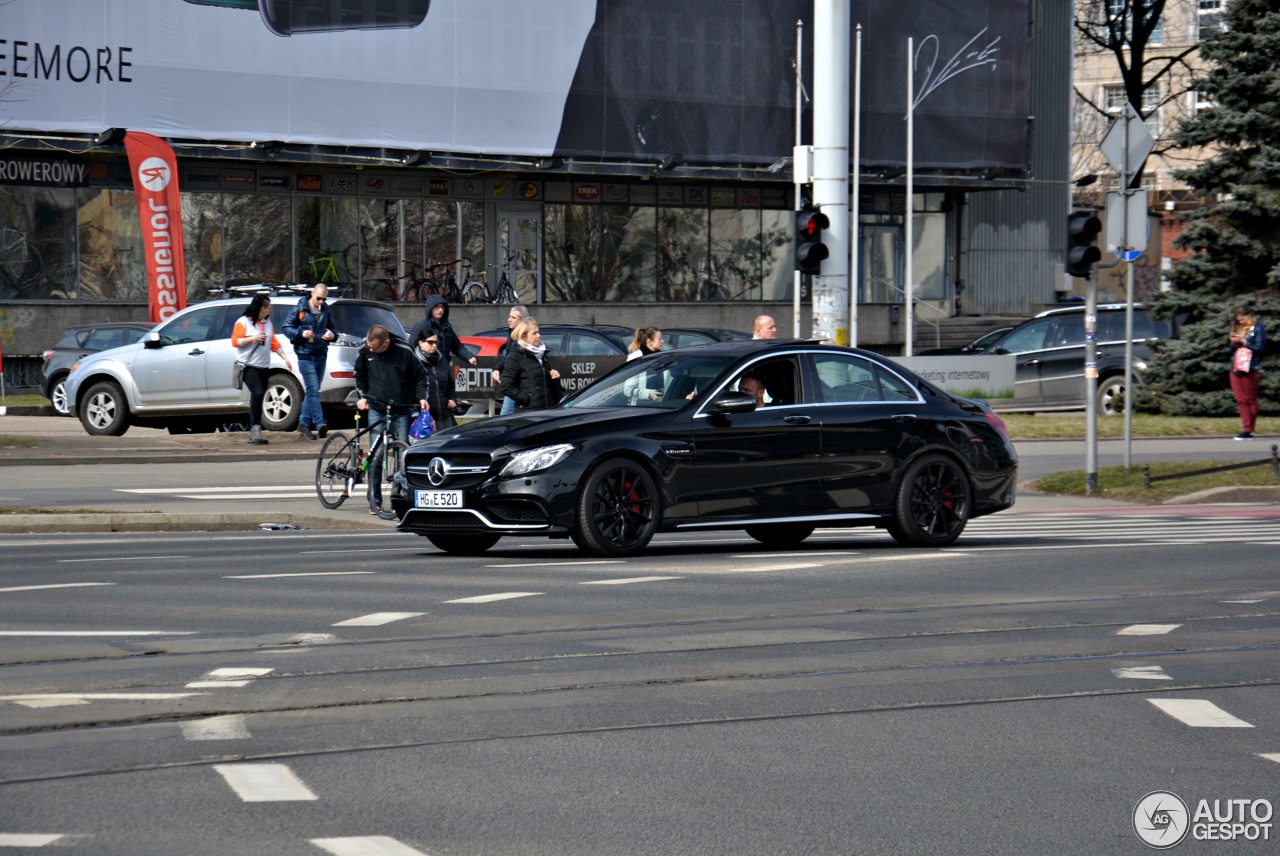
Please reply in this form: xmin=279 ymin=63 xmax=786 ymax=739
xmin=560 ymin=352 xmax=738 ymax=410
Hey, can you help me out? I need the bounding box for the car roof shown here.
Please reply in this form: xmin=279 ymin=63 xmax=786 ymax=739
xmin=1034 ymin=302 xmax=1144 ymax=318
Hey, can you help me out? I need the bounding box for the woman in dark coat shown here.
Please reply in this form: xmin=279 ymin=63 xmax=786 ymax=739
xmin=413 ymin=326 xmax=459 ymax=430
xmin=497 ymin=318 xmax=562 ymax=411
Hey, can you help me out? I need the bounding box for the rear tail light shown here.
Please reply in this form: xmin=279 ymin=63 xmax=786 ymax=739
xmin=984 ymin=411 xmax=1010 ymax=440
xmin=330 ymin=371 xmax=354 ymax=379
xmin=42 ymin=350 xmax=54 ymax=361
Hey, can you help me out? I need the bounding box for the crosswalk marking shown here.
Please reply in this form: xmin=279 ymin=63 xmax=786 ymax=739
xmin=444 ymin=592 xmax=542 ymax=604
xmin=182 ymin=715 xmax=251 ymax=741
xmin=1 ymin=692 xmax=203 ymax=709
xmin=1117 ymin=624 xmax=1182 ymax=635
xmin=581 ymin=576 xmax=683 ymax=585
xmin=1113 ymin=666 xmax=1171 ymax=680
xmin=0 ymin=834 xmax=67 ymax=847
xmin=1260 ymin=754 xmax=1280 ymax=765
xmin=214 ymin=763 xmax=318 ymax=801
xmin=0 ymin=583 xmax=114 ymax=593
xmin=310 ymin=836 xmax=431 ymax=856
xmin=1148 ymin=699 xmax=1254 ymax=728
xmin=332 ymin=612 xmax=425 ymax=627
xmin=225 ymin=572 xmax=375 ymax=579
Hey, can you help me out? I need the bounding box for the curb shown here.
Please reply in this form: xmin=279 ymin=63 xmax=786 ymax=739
xmin=0 ymin=512 xmax=392 ymax=534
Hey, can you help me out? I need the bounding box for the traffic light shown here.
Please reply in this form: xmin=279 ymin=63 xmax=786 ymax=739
xmin=795 ymin=207 xmax=830 ymax=275
xmin=1067 ymin=210 xmax=1102 ymax=278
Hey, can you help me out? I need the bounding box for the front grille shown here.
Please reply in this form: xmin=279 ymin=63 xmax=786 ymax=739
xmin=404 ymin=452 xmax=494 ymax=490
xmin=402 ymin=510 xmax=486 ymax=530
xmin=485 ymin=499 xmax=550 ymax=524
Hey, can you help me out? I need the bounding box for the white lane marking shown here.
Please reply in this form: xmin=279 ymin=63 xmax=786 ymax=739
xmin=310 ymin=836 xmax=431 ymax=856
xmin=208 ymin=668 xmax=274 ymax=678
xmin=332 ymin=612 xmax=425 ymax=627
xmin=731 ymin=551 xmax=857 ymax=559
xmin=186 ymin=680 xmax=251 ymax=688
xmin=300 ymin=548 xmax=422 ymax=555
xmin=182 ymin=715 xmax=251 ymax=741
xmin=0 ymin=630 xmax=195 ymax=637
xmin=1222 ymin=599 xmax=1264 ymax=604
xmin=1113 ymin=666 xmax=1171 ymax=680
xmin=1148 ymin=699 xmax=1255 ymax=728
xmin=179 ymin=493 xmax=318 ymax=500
xmin=1 ymin=693 xmax=203 ymax=709
xmin=0 ymin=583 xmax=115 ymax=593
xmin=56 ymin=556 xmax=188 ymax=563
xmin=0 ymin=834 xmax=66 ymax=846
xmin=224 ymin=572 xmax=376 ymax=579
xmin=1117 ymin=624 xmax=1182 ymax=635
xmin=692 ymin=563 xmax=824 ymax=574
xmin=485 ymin=560 xmax=624 ymax=568
xmin=120 ymin=486 xmax=310 ymax=493
xmin=581 ymin=576 xmax=683 ymax=585
xmin=214 ymin=763 xmax=318 ymax=802
xmin=1260 ymin=754 xmax=1280 ymax=765
xmin=444 ymin=592 xmax=543 ymax=604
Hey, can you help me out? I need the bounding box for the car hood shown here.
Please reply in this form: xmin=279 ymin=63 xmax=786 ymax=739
xmin=409 ymin=407 xmax=678 ymax=454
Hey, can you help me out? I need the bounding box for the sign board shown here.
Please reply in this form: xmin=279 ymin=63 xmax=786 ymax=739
xmin=1099 ymin=104 xmax=1154 ymax=177
xmin=893 ymin=356 xmax=1016 ymax=399
xmin=1105 ymin=189 xmax=1149 ymax=257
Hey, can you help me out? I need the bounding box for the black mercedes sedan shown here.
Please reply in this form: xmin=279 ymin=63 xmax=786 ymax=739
xmin=392 ymin=341 xmax=1018 ymax=557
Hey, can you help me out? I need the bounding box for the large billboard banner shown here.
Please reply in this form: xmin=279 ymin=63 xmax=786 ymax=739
xmin=0 ymin=0 xmax=1030 ymax=171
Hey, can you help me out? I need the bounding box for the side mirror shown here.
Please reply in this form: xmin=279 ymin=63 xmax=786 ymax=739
xmin=711 ymin=391 xmax=758 ymax=414
xmin=143 ymin=332 xmax=164 ymax=349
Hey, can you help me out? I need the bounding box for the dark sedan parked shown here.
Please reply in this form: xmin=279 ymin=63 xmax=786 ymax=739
xmin=42 ymin=321 xmax=154 ymax=416
xmin=393 ymin=341 xmax=1018 ymax=557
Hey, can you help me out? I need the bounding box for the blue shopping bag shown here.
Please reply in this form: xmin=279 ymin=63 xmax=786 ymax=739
xmin=408 ymin=410 xmax=434 ymax=442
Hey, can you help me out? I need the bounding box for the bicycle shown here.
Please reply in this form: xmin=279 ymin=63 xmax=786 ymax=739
xmin=420 ymin=260 xmax=466 ymax=303
xmin=314 ymin=396 xmax=411 ymax=520
xmin=303 ymin=253 xmax=346 ymax=288
xmin=462 ymin=256 xmax=519 ymax=304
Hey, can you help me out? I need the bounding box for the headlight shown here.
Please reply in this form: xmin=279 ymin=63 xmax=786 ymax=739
xmin=500 ymin=443 xmax=575 ymax=477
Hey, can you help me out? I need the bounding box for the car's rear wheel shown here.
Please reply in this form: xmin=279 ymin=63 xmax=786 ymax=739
xmin=745 ymin=523 xmax=815 ymax=548
xmin=425 ymin=533 xmax=501 ymax=555
xmin=887 ymin=454 xmax=971 ymax=547
xmin=1098 ymin=375 xmax=1125 ymax=415
xmin=79 ymin=380 xmax=131 ymax=436
xmin=261 ymin=372 xmax=303 ymax=432
xmin=572 ymin=458 xmax=658 ymax=557
xmin=49 ymin=374 xmax=72 ymax=416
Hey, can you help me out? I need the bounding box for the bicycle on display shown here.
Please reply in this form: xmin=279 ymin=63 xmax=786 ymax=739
xmin=315 ymin=396 xmax=411 ymax=520
xmin=418 ymin=261 xmax=465 ymax=303
xmin=462 ymin=256 xmax=519 ymax=304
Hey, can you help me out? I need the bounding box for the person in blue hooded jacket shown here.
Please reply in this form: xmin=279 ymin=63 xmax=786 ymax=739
xmin=282 ymin=284 xmax=336 ymax=440
xmin=409 ymin=294 xmax=477 ymax=371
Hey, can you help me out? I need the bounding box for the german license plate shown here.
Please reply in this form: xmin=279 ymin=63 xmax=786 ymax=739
xmin=415 ymin=490 xmax=463 ymax=509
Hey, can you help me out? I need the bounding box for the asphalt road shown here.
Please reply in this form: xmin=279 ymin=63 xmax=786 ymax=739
xmin=1 ymin=502 xmax=1279 ymax=853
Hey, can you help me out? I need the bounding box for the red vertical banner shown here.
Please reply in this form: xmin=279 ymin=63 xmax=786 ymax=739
xmin=124 ymin=131 xmax=188 ymax=323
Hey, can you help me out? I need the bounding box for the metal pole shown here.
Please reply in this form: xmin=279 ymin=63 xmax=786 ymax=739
xmin=794 ymin=19 xmax=804 ymax=339
xmin=811 ymin=0 xmax=851 ymax=345
xmin=904 ymin=36 xmax=914 ymax=356
xmin=849 ymin=24 xmax=862 ymax=347
xmin=1124 ymin=262 xmax=1135 ymax=469
xmin=1085 ymin=274 xmax=1098 ymax=495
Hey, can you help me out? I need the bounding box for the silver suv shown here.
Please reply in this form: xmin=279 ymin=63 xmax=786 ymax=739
xmin=66 ymin=292 xmax=406 ymax=436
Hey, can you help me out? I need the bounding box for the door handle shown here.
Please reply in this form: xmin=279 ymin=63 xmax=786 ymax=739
xmin=784 ymin=415 xmax=811 ymax=425
xmin=890 ymin=413 xmax=918 ymax=423
xmin=1025 ymin=358 xmax=1040 ymax=366
xmin=188 ymin=348 xmax=205 ymax=356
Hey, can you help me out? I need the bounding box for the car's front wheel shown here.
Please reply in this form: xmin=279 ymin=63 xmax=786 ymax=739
xmin=49 ymin=374 xmax=73 ymax=417
xmin=572 ymin=458 xmax=658 ymax=557
xmin=79 ymin=380 xmax=131 ymax=436
xmin=886 ymin=454 xmax=971 ymax=547
xmin=260 ymin=372 xmax=303 ymax=432
xmin=425 ymin=533 xmax=501 ymax=555
xmin=1098 ymin=375 xmax=1125 ymax=415
xmin=745 ymin=523 xmax=815 ymax=548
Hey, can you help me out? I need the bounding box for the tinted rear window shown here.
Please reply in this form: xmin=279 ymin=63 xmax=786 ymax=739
xmin=328 ymin=303 xmax=407 ymax=338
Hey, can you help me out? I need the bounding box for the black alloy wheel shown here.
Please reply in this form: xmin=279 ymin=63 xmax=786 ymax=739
xmin=572 ymin=458 xmax=659 ymax=557
xmin=887 ymin=454 xmax=971 ymax=548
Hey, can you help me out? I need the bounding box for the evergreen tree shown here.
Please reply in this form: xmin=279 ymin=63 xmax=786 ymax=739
xmin=1142 ymin=0 xmax=1279 ymax=416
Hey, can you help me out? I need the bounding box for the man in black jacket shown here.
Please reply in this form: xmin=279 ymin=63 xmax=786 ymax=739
xmin=354 ymin=325 xmax=429 ymax=513
xmin=409 ymin=295 xmax=477 ymax=370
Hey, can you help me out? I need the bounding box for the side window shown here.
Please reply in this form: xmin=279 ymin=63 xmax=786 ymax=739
xmin=1098 ymin=311 xmax=1125 ymax=342
xmin=85 ymin=328 xmax=124 ymax=350
xmin=733 ymin=356 xmax=802 ymax=406
xmin=159 ymin=306 xmax=223 ymax=345
xmin=565 ymin=332 xmax=610 ymax=356
xmin=874 ymin=366 xmax=918 ymax=401
xmin=1050 ymin=314 xmax=1085 ymax=348
xmin=998 ymin=318 xmax=1053 ymax=354
xmin=812 ymin=353 xmax=883 ymax=403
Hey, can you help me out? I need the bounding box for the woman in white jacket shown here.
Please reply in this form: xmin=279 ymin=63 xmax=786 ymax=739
xmin=231 ymin=294 xmax=292 ymax=445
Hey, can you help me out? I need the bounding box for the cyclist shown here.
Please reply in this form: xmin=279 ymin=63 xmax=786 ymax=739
xmin=282 ymin=283 xmax=336 ymax=441
xmin=408 ymin=294 xmax=478 ymax=370
xmin=353 ymin=325 xmax=428 ymax=514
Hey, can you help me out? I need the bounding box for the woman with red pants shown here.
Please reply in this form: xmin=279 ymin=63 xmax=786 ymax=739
xmin=1228 ymin=305 xmax=1266 ymax=440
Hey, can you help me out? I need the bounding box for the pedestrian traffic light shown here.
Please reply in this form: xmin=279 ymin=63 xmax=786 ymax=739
xmin=795 ymin=207 xmax=830 ymax=276
xmin=1067 ymin=210 xmax=1102 ymax=278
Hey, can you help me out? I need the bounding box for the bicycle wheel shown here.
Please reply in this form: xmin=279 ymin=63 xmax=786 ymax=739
xmin=315 ymin=432 xmax=357 ymax=509
xmin=462 ymin=280 xmax=490 ymax=304
xmin=369 ymin=439 xmax=409 ymax=520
